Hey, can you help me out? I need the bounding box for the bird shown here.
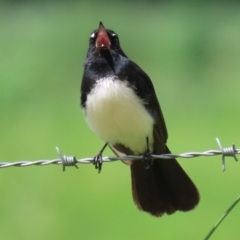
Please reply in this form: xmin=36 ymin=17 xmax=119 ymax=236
xmin=80 ymin=22 xmax=200 ymax=217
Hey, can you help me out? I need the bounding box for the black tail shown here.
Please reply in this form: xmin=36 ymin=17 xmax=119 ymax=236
xmin=130 ymin=147 xmax=200 ymax=217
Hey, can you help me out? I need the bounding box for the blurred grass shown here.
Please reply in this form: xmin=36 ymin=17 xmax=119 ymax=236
xmin=0 ymin=1 xmax=240 ymax=240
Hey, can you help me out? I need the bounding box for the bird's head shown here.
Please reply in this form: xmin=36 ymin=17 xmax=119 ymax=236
xmin=87 ymin=22 xmax=126 ymax=57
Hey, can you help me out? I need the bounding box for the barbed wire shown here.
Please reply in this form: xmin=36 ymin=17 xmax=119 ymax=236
xmin=0 ymin=138 xmax=238 ymax=171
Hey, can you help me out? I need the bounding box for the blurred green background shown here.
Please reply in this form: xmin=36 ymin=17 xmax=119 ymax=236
xmin=1 ymin=1 xmax=240 ymax=240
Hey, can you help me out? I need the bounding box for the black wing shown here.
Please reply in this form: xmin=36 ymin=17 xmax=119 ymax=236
xmin=116 ymin=60 xmax=168 ymax=151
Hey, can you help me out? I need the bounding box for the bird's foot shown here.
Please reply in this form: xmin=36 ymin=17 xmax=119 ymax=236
xmin=142 ymin=148 xmax=153 ymax=169
xmin=142 ymin=137 xmax=153 ymax=169
xmin=93 ymin=143 xmax=108 ymax=173
xmin=93 ymin=153 xmax=103 ymax=173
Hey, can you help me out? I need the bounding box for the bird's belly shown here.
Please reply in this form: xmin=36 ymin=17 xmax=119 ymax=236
xmin=85 ymin=77 xmax=154 ymax=154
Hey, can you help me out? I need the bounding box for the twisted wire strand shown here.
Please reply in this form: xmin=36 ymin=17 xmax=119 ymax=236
xmin=0 ymin=138 xmax=239 ymax=171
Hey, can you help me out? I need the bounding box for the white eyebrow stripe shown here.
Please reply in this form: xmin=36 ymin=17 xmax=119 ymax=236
xmin=90 ymin=33 xmax=95 ymax=38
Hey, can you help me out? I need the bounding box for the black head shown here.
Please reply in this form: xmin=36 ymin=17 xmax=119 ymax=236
xmin=87 ymin=22 xmax=127 ymax=57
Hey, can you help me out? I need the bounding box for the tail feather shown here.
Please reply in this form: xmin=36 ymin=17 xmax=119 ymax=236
xmin=131 ymin=147 xmax=200 ymax=216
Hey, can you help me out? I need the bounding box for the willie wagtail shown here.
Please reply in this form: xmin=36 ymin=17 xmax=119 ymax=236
xmin=81 ymin=22 xmax=200 ymax=217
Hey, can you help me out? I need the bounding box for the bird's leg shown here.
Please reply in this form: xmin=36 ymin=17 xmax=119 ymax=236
xmin=93 ymin=143 xmax=108 ymax=173
xmin=142 ymin=137 xmax=153 ymax=169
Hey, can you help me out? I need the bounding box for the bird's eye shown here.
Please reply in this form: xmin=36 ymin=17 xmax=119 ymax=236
xmin=89 ymin=32 xmax=96 ymax=44
xmin=111 ymin=33 xmax=119 ymax=44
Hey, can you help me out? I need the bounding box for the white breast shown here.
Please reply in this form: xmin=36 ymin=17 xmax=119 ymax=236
xmin=85 ymin=76 xmax=154 ymax=154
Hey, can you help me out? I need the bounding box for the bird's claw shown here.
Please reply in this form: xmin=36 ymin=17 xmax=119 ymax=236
xmin=93 ymin=153 xmax=103 ymax=173
xmin=142 ymin=149 xmax=153 ymax=169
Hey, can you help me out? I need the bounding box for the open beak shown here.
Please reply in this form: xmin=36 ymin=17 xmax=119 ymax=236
xmin=95 ymin=22 xmax=111 ymax=49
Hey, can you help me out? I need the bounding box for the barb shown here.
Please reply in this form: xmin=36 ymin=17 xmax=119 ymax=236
xmin=56 ymin=147 xmax=78 ymax=172
xmin=216 ymin=138 xmax=238 ymax=171
xmin=0 ymin=138 xmax=239 ymax=170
